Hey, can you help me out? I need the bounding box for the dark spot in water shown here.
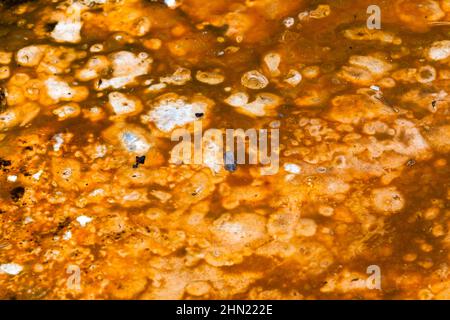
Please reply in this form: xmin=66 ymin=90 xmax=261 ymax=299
xmin=431 ymin=100 xmax=437 ymax=111
xmin=0 ymin=86 xmax=6 ymax=112
xmin=203 ymin=24 xmax=229 ymax=35
xmin=45 ymin=22 xmax=57 ymax=32
xmin=136 ymin=155 xmax=146 ymax=164
xmin=0 ymin=158 xmax=11 ymax=172
xmin=132 ymin=155 xmax=146 ymax=168
xmin=0 ymin=0 xmax=35 ymax=8
xmin=224 ymin=162 xmax=237 ymax=172
xmin=406 ymin=159 xmax=416 ymax=167
xmin=10 ymin=186 xmax=25 ymax=202
xmin=55 ymin=217 xmax=71 ymax=234
xmin=316 ymin=167 xmax=327 ymax=173
xmin=0 ymin=158 xmax=11 ymax=170
xmin=224 ymin=151 xmax=237 ymax=172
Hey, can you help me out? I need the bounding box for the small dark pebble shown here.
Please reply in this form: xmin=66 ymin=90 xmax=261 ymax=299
xmin=316 ymin=167 xmax=327 ymax=173
xmin=0 ymin=158 xmax=11 ymax=169
xmin=133 ymin=155 xmax=146 ymax=168
xmin=0 ymin=0 xmax=35 ymax=8
xmin=45 ymin=22 xmax=57 ymax=32
xmin=10 ymin=186 xmax=25 ymax=202
xmin=431 ymin=100 xmax=437 ymax=111
xmin=202 ymin=23 xmax=229 ymax=35
xmin=224 ymin=163 xmax=237 ymax=172
xmin=0 ymin=87 xmax=6 ymax=111
xmin=406 ymin=159 xmax=416 ymax=167
xmin=224 ymin=151 xmax=237 ymax=172
xmin=195 ymin=113 xmax=204 ymax=118
xmin=56 ymin=218 xmax=71 ymax=233
xmin=136 ymin=155 xmax=146 ymax=164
